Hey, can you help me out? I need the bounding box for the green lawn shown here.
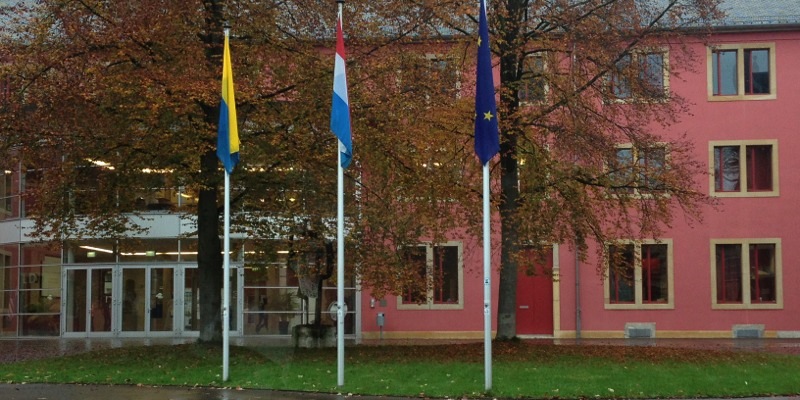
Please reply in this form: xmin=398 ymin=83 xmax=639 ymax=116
xmin=2 ymin=341 xmax=799 ymax=398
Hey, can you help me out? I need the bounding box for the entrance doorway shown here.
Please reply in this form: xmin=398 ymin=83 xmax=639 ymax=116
xmin=63 ymin=264 xmax=197 ymax=337
xmin=64 ymin=268 xmax=113 ymax=334
xmin=515 ymin=247 xmax=554 ymax=335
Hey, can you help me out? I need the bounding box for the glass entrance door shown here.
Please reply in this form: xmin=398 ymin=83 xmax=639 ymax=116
xmin=149 ymin=267 xmax=173 ymax=332
xmin=64 ymin=267 xmax=113 ymax=335
xmin=121 ymin=267 xmax=176 ymax=335
xmin=90 ymin=269 xmax=113 ymax=333
xmin=121 ymin=268 xmax=145 ymax=332
xmin=64 ymin=269 xmax=87 ymax=334
xmin=64 ymin=264 xmax=194 ymax=337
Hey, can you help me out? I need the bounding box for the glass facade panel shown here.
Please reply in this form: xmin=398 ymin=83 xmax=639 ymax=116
xmin=120 ymin=239 xmax=179 ymax=262
xmin=519 ymin=55 xmax=546 ymax=103
xmin=642 ymin=244 xmax=669 ymax=303
xmin=744 ymin=49 xmax=770 ymax=94
xmin=749 ymin=244 xmax=776 ymax=303
xmin=714 ymin=146 xmax=741 ymax=192
xmin=746 ymin=145 xmax=773 ymax=192
xmin=433 ymin=245 xmax=459 ymax=304
xmin=608 ymin=244 xmax=635 ymax=303
xmin=716 ymin=244 xmax=742 ymax=303
xmin=1 ymin=245 xmax=18 ymax=336
xmin=65 ymin=269 xmax=87 ymax=333
xmin=69 ymin=240 xmax=116 ymax=263
xmin=90 ymin=269 xmax=112 ymax=332
xmin=1 ymin=168 xmax=19 ymax=220
xmin=149 ymin=267 xmax=174 ymax=331
xmin=122 ymin=268 xmax=146 ymax=332
xmin=183 ymin=268 xmax=199 ymax=331
xmin=712 ymin=50 xmax=738 ymax=95
xmin=0 ymin=237 xmax=358 ymax=337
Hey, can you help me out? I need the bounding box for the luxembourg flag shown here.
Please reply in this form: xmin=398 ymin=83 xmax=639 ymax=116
xmin=217 ymin=31 xmax=240 ymax=174
xmin=330 ymin=12 xmax=353 ymax=169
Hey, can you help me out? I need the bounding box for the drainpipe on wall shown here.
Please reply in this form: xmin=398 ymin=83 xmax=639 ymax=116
xmin=575 ymin=246 xmax=581 ymax=341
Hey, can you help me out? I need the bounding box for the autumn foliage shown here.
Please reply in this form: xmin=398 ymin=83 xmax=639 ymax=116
xmin=0 ymin=0 xmax=721 ymax=339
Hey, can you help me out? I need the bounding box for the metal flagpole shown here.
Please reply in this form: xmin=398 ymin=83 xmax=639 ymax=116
xmin=336 ymin=2 xmax=346 ymax=388
xmin=223 ymin=170 xmax=231 ymax=381
xmin=483 ymin=163 xmax=492 ymax=391
xmin=475 ymin=0 xmax=496 ymax=391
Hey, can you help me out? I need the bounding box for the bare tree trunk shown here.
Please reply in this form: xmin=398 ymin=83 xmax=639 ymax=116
xmin=198 ymin=149 xmax=223 ymax=342
xmin=495 ymin=0 xmax=525 ymax=340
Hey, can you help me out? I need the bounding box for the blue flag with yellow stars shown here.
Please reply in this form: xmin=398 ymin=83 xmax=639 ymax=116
xmin=474 ymin=0 xmax=499 ymax=165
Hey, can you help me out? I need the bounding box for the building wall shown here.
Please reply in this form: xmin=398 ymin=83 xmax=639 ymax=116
xmin=361 ymin=28 xmax=800 ymax=340
xmin=559 ymin=29 xmax=800 ymax=338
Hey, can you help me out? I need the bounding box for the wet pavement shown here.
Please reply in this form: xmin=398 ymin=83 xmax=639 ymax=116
xmin=1 ymin=337 xmax=800 ymax=399
xmin=0 ymin=384 xmax=359 ymax=400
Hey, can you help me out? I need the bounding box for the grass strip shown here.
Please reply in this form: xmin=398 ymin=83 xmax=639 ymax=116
xmin=1 ymin=341 xmax=799 ymax=398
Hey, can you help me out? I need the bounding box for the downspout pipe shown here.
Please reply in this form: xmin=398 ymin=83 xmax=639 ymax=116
xmin=575 ymin=247 xmax=581 ymax=341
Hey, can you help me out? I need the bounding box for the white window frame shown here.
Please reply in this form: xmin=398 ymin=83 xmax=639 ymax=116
xmin=707 ymin=42 xmax=777 ymax=101
xmin=604 ymin=239 xmax=675 ymax=310
xmin=607 ymin=48 xmax=670 ymax=103
xmin=397 ymin=241 xmax=464 ymax=310
xmin=0 ymin=170 xmax=12 ymax=216
xmin=708 ymin=139 xmax=779 ymax=198
xmin=608 ymin=142 xmax=670 ymax=197
xmin=425 ymin=54 xmax=462 ymax=100
xmin=710 ymin=238 xmax=783 ymax=310
xmin=519 ymin=53 xmax=549 ymax=105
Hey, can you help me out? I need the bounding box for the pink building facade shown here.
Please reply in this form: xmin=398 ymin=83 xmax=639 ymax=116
xmin=2 ymin=1 xmax=798 ymax=341
xmin=361 ymin=8 xmax=800 ymax=340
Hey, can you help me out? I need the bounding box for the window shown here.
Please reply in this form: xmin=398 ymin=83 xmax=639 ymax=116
xmin=426 ymin=55 xmax=461 ymax=100
xmin=609 ymin=144 xmax=668 ymax=195
xmin=605 ymin=240 xmax=674 ymax=309
xmin=709 ymin=140 xmax=778 ymax=197
xmin=1 ymin=170 xmax=12 ymax=216
xmin=711 ymin=239 xmax=782 ymax=309
xmin=608 ymin=50 xmax=669 ymax=101
xmin=398 ymin=242 xmax=463 ymax=310
xmin=708 ymin=43 xmax=776 ymax=101
xmin=0 ymin=76 xmax=11 ymax=107
xmin=519 ymin=54 xmax=547 ymax=104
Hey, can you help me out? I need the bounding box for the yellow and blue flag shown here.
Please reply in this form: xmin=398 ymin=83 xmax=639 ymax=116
xmin=474 ymin=0 xmax=499 ymax=165
xmin=217 ymin=31 xmax=240 ymax=174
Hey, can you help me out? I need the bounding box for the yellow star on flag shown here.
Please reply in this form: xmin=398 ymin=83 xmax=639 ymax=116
xmin=483 ymin=111 xmax=494 ymax=121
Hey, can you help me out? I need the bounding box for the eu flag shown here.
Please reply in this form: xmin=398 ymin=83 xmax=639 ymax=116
xmin=217 ymin=31 xmax=240 ymax=174
xmin=474 ymin=0 xmax=499 ymax=165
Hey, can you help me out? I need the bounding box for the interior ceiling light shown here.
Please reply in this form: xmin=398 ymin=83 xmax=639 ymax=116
xmin=79 ymin=245 xmax=114 ymax=254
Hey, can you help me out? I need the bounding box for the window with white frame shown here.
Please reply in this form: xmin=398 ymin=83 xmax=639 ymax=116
xmin=711 ymin=238 xmax=782 ymax=309
xmin=605 ymin=240 xmax=674 ymax=309
xmin=398 ymin=242 xmax=463 ymax=310
xmin=1 ymin=170 xmax=13 ymax=216
xmin=708 ymin=43 xmax=776 ymax=101
xmin=709 ymin=140 xmax=778 ymax=197
xmin=608 ymin=50 xmax=669 ymax=101
xmin=426 ymin=55 xmax=461 ymax=100
xmin=519 ymin=53 xmax=547 ymax=104
xmin=609 ymin=144 xmax=668 ymax=195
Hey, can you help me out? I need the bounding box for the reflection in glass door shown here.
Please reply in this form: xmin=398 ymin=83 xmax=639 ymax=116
xmin=149 ymin=268 xmax=173 ymax=332
xmin=90 ymin=269 xmax=112 ymax=333
xmin=65 ymin=270 xmax=87 ymax=333
xmin=122 ymin=269 xmax=145 ymax=332
xmin=183 ymin=268 xmax=199 ymax=332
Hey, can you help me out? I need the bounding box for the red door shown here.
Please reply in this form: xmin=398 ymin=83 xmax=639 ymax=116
xmin=515 ymin=247 xmax=554 ymax=335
